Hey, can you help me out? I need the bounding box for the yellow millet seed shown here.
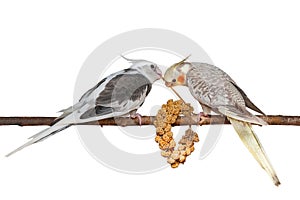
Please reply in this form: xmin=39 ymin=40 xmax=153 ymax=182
xmin=171 ymin=152 xmax=180 ymax=160
xmin=185 ymin=148 xmax=191 ymax=156
xmin=171 ymin=162 xmax=180 ymax=168
xmin=161 ymin=123 xmax=167 ymax=128
xmin=194 ymin=135 xmax=200 ymax=142
xmin=166 ymin=115 xmax=173 ymax=123
xmin=156 ymin=128 xmax=164 ymax=136
xmin=161 ymin=104 xmax=168 ymax=110
xmin=186 ymin=141 xmax=193 ymax=148
xmin=166 ymin=131 xmax=173 ymax=138
xmin=171 ymin=116 xmax=177 ymax=123
xmin=161 ymin=150 xmax=172 ymax=157
xmin=173 ymin=108 xmax=180 ymax=115
xmin=179 ymin=155 xmax=186 ymax=163
xmin=155 ymin=136 xmax=161 ymax=143
xmin=173 ymin=150 xmax=180 ymax=155
xmin=190 ymin=145 xmax=195 ymax=152
xmin=180 ymin=150 xmax=187 ymax=156
xmin=160 ymin=143 xmax=170 ymax=150
xmin=162 ymin=134 xmax=171 ymax=142
xmin=169 ymin=139 xmax=176 ymax=148
xmin=167 ymin=157 xmax=176 ymax=164
xmin=159 ymin=140 xmax=166 ymax=146
xmin=167 ymin=99 xmax=173 ymax=105
xmin=178 ymin=144 xmax=186 ymax=151
xmin=164 ymin=124 xmax=172 ymax=132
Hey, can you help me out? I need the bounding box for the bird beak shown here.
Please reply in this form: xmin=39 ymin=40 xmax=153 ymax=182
xmin=156 ymin=67 xmax=163 ymax=78
xmin=165 ymin=81 xmax=173 ymax=87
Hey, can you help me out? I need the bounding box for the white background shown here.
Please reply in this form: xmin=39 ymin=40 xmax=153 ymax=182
xmin=1 ymin=1 xmax=300 ymax=199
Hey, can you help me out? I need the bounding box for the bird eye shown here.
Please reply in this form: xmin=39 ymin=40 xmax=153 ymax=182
xmin=150 ymin=64 xmax=155 ymax=69
xmin=172 ymin=79 xmax=176 ymax=82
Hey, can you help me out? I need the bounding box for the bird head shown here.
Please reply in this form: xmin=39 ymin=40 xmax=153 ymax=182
xmin=164 ymin=56 xmax=192 ymax=87
xmin=121 ymin=55 xmax=162 ymax=83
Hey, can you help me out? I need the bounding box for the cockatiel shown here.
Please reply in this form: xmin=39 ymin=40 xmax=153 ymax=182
xmin=164 ymin=58 xmax=280 ymax=186
xmin=6 ymin=57 xmax=162 ymax=157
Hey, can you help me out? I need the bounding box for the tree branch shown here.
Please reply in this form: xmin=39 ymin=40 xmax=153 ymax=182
xmin=0 ymin=115 xmax=300 ymax=127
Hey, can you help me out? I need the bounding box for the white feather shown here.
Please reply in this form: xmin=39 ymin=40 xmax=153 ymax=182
xmin=7 ymin=59 xmax=161 ymax=156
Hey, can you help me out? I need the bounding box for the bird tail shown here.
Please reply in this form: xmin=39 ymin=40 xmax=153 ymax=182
xmin=6 ymin=114 xmax=73 ymax=157
xmin=227 ymin=117 xmax=280 ymax=186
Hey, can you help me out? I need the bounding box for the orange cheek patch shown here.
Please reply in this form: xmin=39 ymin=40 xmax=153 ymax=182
xmin=177 ymin=75 xmax=185 ymax=83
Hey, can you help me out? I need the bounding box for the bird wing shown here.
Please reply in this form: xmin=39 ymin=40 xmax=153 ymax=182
xmin=68 ymin=69 xmax=152 ymax=123
xmin=217 ymin=105 xmax=267 ymax=126
xmin=190 ymin=62 xmax=265 ymax=115
xmin=230 ymin=81 xmax=266 ymax=115
xmin=187 ymin=63 xmax=266 ymax=125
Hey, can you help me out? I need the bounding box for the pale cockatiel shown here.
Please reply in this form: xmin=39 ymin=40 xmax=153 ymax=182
xmin=164 ymin=58 xmax=280 ymax=186
xmin=6 ymin=57 xmax=162 ymax=156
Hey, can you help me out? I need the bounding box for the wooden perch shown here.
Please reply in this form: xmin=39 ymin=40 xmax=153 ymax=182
xmin=0 ymin=115 xmax=300 ymax=127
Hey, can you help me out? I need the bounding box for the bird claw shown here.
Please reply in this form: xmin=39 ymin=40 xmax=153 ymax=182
xmin=130 ymin=112 xmax=142 ymax=126
xmin=197 ymin=112 xmax=210 ymax=125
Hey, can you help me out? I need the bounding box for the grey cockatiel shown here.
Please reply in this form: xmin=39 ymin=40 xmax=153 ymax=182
xmin=164 ymin=58 xmax=280 ymax=186
xmin=6 ymin=57 xmax=162 ymax=157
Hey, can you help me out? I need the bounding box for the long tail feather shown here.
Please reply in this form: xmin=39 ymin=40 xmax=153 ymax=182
xmin=6 ymin=124 xmax=71 ymax=157
xmin=228 ymin=117 xmax=280 ymax=186
xmin=6 ymin=114 xmax=73 ymax=157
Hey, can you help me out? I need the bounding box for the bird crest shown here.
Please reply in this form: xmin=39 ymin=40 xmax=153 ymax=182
xmin=169 ymin=55 xmax=191 ymax=72
xmin=120 ymin=55 xmax=146 ymax=64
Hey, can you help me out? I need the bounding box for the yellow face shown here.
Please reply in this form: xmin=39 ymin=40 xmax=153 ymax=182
xmin=164 ymin=60 xmax=191 ymax=87
xmin=164 ymin=66 xmax=186 ymax=87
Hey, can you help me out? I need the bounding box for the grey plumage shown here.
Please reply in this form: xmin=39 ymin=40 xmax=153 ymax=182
xmin=96 ymin=73 xmax=152 ymax=107
xmin=186 ymin=62 xmax=267 ymax=125
xmin=80 ymin=72 xmax=152 ymax=119
xmin=6 ymin=58 xmax=162 ymax=156
xmin=164 ymin=60 xmax=280 ymax=186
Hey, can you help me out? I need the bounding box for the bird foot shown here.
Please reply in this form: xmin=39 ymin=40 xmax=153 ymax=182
xmin=197 ymin=112 xmax=210 ymax=125
xmin=130 ymin=111 xmax=142 ymax=126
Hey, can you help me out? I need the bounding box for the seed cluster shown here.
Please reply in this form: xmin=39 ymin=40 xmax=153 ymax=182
xmin=154 ymin=99 xmax=199 ymax=168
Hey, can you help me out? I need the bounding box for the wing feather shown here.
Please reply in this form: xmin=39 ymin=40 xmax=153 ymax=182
xmin=189 ymin=62 xmax=265 ymax=115
xmin=79 ymin=71 xmax=152 ymax=120
xmin=187 ymin=63 xmax=266 ymax=125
